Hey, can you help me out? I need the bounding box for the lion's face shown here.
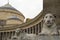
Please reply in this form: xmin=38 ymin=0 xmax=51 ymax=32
xmin=43 ymin=13 xmax=55 ymax=27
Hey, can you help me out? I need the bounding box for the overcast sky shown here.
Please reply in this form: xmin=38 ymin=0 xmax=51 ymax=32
xmin=0 ymin=0 xmax=43 ymax=18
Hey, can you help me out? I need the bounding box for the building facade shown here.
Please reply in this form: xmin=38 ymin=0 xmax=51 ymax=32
xmin=0 ymin=0 xmax=60 ymax=40
xmin=0 ymin=3 xmax=43 ymax=40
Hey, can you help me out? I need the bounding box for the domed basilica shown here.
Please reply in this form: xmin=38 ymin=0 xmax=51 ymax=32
xmin=0 ymin=0 xmax=60 ymax=40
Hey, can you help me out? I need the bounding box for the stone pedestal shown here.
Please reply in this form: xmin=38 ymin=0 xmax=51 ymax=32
xmin=38 ymin=34 xmax=60 ymax=40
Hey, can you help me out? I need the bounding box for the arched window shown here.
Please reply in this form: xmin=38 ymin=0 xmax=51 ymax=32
xmin=0 ymin=20 xmax=6 ymax=26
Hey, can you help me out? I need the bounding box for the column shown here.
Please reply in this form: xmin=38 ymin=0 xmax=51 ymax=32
xmin=35 ymin=25 xmax=36 ymax=34
xmin=2 ymin=32 xmax=3 ymax=40
xmin=28 ymin=28 xmax=29 ymax=34
xmin=26 ymin=29 xmax=28 ymax=33
xmin=38 ymin=24 xmax=40 ymax=33
xmin=23 ymin=29 xmax=25 ymax=33
xmin=7 ymin=32 xmax=9 ymax=40
xmin=9 ymin=32 xmax=11 ymax=39
xmin=1 ymin=32 xmax=3 ymax=40
xmin=5 ymin=32 xmax=7 ymax=40
xmin=29 ymin=28 xmax=31 ymax=34
xmin=1 ymin=32 xmax=2 ymax=40
xmin=10 ymin=32 xmax=12 ymax=38
xmin=39 ymin=22 xmax=41 ymax=33
xmin=32 ymin=27 xmax=34 ymax=34
xmin=25 ymin=29 xmax=27 ymax=33
xmin=11 ymin=31 xmax=13 ymax=36
xmin=3 ymin=32 xmax=5 ymax=40
xmin=36 ymin=24 xmax=38 ymax=35
xmin=33 ymin=26 xmax=35 ymax=34
xmin=31 ymin=27 xmax=32 ymax=33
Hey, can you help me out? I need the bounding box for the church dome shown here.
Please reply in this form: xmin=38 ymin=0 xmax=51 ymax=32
xmin=0 ymin=3 xmax=25 ymax=18
xmin=0 ymin=3 xmax=25 ymax=24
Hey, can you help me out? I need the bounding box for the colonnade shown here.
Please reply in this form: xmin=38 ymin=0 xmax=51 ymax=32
xmin=23 ymin=22 xmax=42 ymax=35
xmin=0 ymin=31 xmax=15 ymax=40
xmin=0 ymin=21 xmax=42 ymax=40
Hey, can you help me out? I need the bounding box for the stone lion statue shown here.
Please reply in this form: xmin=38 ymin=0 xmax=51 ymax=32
xmin=41 ymin=13 xmax=58 ymax=35
xmin=37 ymin=13 xmax=60 ymax=40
